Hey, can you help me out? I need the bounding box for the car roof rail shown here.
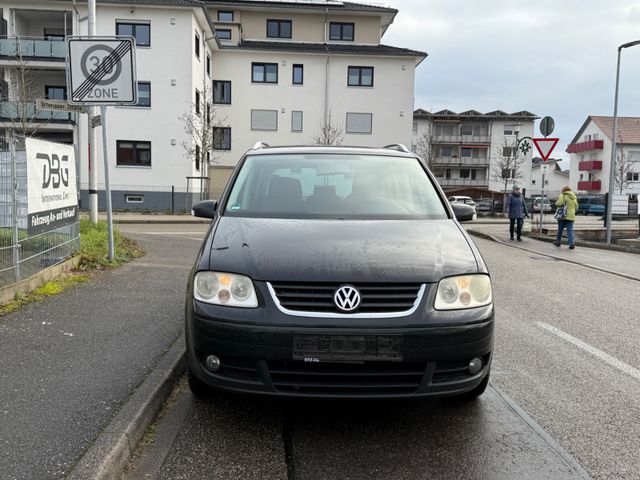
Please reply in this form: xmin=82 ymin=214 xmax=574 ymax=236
xmin=251 ymin=141 xmax=270 ymax=150
xmin=382 ymin=143 xmax=410 ymax=153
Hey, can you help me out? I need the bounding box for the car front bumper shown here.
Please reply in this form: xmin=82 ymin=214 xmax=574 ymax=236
xmin=186 ymin=301 xmax=494 ymax=399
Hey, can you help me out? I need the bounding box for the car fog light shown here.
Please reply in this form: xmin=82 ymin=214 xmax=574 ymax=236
xmin=205 ymin=355 xmax=221 ymax=371
xmin=468 ymin=357 xmax=483 ymax=375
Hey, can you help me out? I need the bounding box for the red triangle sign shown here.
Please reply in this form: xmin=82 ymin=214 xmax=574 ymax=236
xmin=533 ymin=138 xmax=559 ymax=161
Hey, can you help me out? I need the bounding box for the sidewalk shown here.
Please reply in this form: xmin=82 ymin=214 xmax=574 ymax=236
xmin=466 ymin=223 xmax=640 ymax=282
xmin=82 ymin=212 xmax=210 ymax=224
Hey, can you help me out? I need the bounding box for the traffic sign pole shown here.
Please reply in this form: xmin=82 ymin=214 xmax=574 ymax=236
xmin=88 ymin=0 xmax=98 ymax=224
xmin=100 ymin=105 xmax=114 ymax=260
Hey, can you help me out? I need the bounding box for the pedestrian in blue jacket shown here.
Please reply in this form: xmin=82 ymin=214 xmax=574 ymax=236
xmin=505 ymin=186 xmax=528 ymax=241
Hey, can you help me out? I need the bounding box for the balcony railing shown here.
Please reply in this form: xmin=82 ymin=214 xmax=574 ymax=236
xmin=578 ymin=160 xmax=603 ymax=171
xmin=0 ymin=101 xmax=75 ymax=123
xmin=436 ymin=178 xmax=489 ymax=187
xmin=461 ymin=135 xmax=491 ymax=143
xmin=577 ymin=180 xmax=602 ymax=191
xmin=566 ymin=140 xmax=604 ymax=153
xmin=0 ymin=37 xmax=66 ymax=61
xmin=433 ymin=157 xmax=489 ymax=166
xmin=433 ymin=134 xmax=462 ymax=143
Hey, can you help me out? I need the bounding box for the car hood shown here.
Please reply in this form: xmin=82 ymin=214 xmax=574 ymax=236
xmin=206 ymin=217 xmax=479 ymax=283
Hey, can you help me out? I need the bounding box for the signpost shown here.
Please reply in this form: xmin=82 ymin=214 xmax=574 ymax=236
xmin=66 ymin=36 xmax=137 ymax=260
xmin=533 ymin=116 xmax=558 ymax=234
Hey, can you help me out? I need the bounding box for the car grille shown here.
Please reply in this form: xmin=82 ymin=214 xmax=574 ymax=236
xmin=268 ymin=361 xmax=427 ymax=395
xmin=269 ymin=282 xmax=424 ymax=315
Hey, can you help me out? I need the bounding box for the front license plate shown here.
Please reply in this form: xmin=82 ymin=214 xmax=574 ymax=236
xmin=292 ymin=334 xmax=403 ymax=362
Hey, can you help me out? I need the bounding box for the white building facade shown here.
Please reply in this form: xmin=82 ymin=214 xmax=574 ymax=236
xmin=529 ymin=158 xmax=569 ymax=198
xmin=412 ymin=109 xmax=537 ymax=199
xmin=1 ymin=0 xmax=426 ymax=209
xmin=567 ymin=116 xmax=640 ymax=201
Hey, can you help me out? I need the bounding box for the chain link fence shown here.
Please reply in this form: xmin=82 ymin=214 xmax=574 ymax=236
xmin=0 ymin=135 xmax=80 ymax=287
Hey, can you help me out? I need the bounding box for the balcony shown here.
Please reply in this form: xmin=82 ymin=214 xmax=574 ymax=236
xmin=434 ymin=157 xmax=490 ymax=166
xmin=0 ymin=101 xmax=76 ymax=124
xmin=436 ymin=178 xmax=489 ymax=188
xmin=461 ymin=135 xmax=491 ymax=144
xmin=566 ymin=140 xmax=604 ymax=153
xmin=578 ymin=161 xmax=603 ymax=171
xmin=433 ymin=134 xmax=462 ymax=143
xmin=0 ymin=37 xmax=66 ymax=61
xmin=577 ymin=180 xmax=602 ymax=191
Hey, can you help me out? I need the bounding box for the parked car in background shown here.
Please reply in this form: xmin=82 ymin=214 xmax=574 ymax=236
xmin=448 ymin=196 xmax=475 ymax=207
xmin=532 ymin=197 xmax=554 ymax=213
xmin=577 ymin=195 xmax=605 ymax=215
xmin=474 ymin=198 xmax=493 ymax=213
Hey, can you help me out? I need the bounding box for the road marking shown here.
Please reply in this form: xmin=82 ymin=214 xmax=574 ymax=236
xmin=535 ymin=321 xmax=640 ymax=382
xmin=141 ymin=232 xmax=205 ymax=235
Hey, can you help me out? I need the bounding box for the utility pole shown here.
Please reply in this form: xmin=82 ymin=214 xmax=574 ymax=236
xmin=88 ymin=0 xmax=98 ymax=223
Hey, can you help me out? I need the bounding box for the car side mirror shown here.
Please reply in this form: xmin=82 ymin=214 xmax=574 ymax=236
xmin=191 ymin=200 xmax=218 ymax=219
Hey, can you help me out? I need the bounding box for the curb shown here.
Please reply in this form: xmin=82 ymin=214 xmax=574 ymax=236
xmin=67 ymin=335 xmax=187 ymax=480
xmin=111 ymin=219 xmax=210 ymax=224
xmin=467 ymin=229 xmax=640 ymax=283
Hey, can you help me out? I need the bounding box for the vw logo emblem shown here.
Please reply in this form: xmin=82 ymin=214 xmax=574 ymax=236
xmin=334 ymin=285 xmax=361 ymax=312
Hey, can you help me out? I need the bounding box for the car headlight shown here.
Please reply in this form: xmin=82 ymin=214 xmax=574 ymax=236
xmin=194 ymin=271 xmax=258 ymax=308
xmin=434 ymin=274 xmax=492 ymax=310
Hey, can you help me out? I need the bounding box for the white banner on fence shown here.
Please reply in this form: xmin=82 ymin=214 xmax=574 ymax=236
xmin=612 ymin=193 xmax=629 ymax=215
xmin=26 ymin=138 xmax=78 ymax=234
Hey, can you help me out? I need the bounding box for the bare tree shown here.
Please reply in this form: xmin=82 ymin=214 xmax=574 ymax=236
xmin=614 ymin=148 xmax=634 ymax=194
xmin=179 ymin=86 xmax=225 ymax=199
xmin=415 ymin=121 xmax=440 ymax=175
xmin=490 ymin=138 xmax=526 ymax=194
xmin=6 ymin=46 xmax=48 ymax=136
xmin=313 ymin=111 xmax=343 ymax=146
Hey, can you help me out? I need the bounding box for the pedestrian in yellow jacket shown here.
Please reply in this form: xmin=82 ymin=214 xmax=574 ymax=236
xmin=553 ymin=186 xmax=579 ymax=249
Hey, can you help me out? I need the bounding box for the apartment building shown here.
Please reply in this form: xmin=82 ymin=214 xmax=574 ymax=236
xmin=567 ymin=116 xmax=640 ymax=201
xmin=412 ymin=109 xmax=537 ymax=198
xmin=1 ymin=0 xmax=426 ymax=209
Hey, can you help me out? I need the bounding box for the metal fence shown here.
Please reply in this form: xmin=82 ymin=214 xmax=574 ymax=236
xmin=0 ymin=135 xmax=80 ymax=287
xmin=79 ymin=180 xmax=209 ymax=213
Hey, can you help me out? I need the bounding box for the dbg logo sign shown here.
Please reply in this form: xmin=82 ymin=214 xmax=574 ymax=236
xmin=37 ymin=153 xmax=69 ymax=189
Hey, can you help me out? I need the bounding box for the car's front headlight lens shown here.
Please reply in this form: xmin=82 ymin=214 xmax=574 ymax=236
xmin=434 ymin=274 xmax=492 ymax=310
xmin=194 ymin=271 xmax=258 ymax=308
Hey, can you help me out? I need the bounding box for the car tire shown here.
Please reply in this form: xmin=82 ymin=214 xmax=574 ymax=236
xmin=459 ymin=371 xmax=490 ymax=400
xmin=188 ymin=368 xmax=213 ymax=398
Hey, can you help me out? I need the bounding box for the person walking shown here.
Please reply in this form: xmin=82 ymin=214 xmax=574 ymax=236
xmin=553 ymin=186 xmax=579 ymax=249
xmin=505 ymin=186 xmax=528 ymax=241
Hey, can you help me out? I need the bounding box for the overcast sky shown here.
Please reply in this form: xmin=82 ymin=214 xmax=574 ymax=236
xmin=383 ymin=0 xmax=640 ymax=162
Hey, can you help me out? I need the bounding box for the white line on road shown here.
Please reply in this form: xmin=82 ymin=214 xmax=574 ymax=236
xmin=142 ymin=232 xmax=205 ymax=235
xmin=535 ymin=321 xmax=640 ymax=382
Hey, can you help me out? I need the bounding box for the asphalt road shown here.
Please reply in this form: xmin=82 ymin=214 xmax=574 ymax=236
xmin=122 ymin=233 xmax=640 ymax=480
xmin=0 ymin=223 xmax=209 ymax=480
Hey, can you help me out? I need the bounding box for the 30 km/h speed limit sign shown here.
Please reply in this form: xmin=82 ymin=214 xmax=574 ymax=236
xmin=66 ymin=37 xmax=137 ymax=105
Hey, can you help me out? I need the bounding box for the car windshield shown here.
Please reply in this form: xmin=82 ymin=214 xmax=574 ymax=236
xmin=224 ymin=153 xmax=448 ymax=219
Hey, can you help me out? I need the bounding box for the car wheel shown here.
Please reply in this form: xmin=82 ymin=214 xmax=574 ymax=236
xmin=188 ymin=368 xmax=213 ymax=398
xmin=459 ymin=371 xmax=490 ymax=400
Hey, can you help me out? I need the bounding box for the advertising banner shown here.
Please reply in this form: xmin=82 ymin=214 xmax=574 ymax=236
xmin=26 ymin=138 xmax=78 ymax=234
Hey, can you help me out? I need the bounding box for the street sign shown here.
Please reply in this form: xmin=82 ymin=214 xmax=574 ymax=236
xmin=66 ymin=36 xmax=137 ymax=105
xmin=533 ymin=138 xmax=559 ymax=161
xmin=539 ymin=116 xmax=555 ymax=137
xmin=541 ymin=164 xmax=548 ymax=175
xmin=36 ymin=98 xmax=87 ymax=114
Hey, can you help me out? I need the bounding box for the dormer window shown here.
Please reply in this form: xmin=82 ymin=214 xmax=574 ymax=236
xmin=330 ymin=22 xmax=354 ymax=41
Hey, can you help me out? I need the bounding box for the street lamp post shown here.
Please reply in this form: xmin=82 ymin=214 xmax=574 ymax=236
xmin=606 ymin=40 xmax=640 ymax=244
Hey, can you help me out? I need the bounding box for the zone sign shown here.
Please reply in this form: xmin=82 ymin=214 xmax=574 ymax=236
xmin=66 ymin=37 xmax=137 ymax=105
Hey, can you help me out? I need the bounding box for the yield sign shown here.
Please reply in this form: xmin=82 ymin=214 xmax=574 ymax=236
xmin=533 ymin=138 xmax=559 ymax=161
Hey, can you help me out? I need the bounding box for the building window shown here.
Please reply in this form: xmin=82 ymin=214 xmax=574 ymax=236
xmin=412 ymin=122 xmax=417 ymax=135
xmin=125 ymin=194 xmax=144 ymax=203
xmin=292 ymin=64 xmax=303 ymax=85
xmin=347 ymin=66 xmax=373 ymax=87
xmin=117 ymin=141 xmax=151 ymax=167
xmin=213 ymin=80 xmax=231 ymax=104
xmin=195 ymin=144 xmax=200 ymax=171
xmin=440 ymin=146 xmax=453 ymax=157
xmin=45 ymin=86 xmax=67 ymax=100
xmin=194 ymin=31 xmax=200 ymax=58
xmin=252 ymin=63 xmax=278 ymax=83
xmin=504 ymin=124 xmax=518 ymax=136
xmin=116 ymin=21 xmax=150 ymax=47
xmin=292 ymin=110 xmax=303 ymax=132
xmin=502 ymin=146 xmax=515 ymax=157
xmin=267 ymin=19 xmax=292 ymax=39
xmin=195 ymin=89 xmax=200 ymax=115
xmin=218 ymin=11 xmax=234 ymax=22
xmin=213 ymin=127 xmax=231 ymax=150
xmin=251 ymin=109 xmax=278 ymax=131
xmin=346 ymin=112 xmax=372 ymax=134
xmin=627 ymin=172 xmax=640 ymax=182
xmin=330 ymin=22 xmax=354 ymax=41
xmin=135 ymin=82 xmax=150 ymax=107
xmin=206 ymin=55 xmax=211 ymax=76
xmin=215 ymin=29 xmax=231 ymax=40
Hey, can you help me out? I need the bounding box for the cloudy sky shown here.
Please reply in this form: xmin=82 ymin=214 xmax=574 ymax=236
xmin=383 ymin=0 xmax=640 ymax=162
